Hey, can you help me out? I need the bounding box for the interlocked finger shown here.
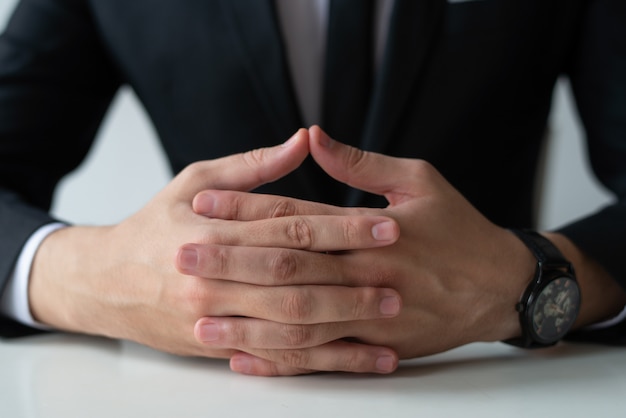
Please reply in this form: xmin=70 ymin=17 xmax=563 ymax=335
xmin=202 ymin=280 xmax=401 ymax=324
xmin=228 ymin=340 xmax=398 ymax=375
xmin=193 ymin=214 xmax=399 ymax=252
xmin=193 ymin=189 xmax=372 ymax=221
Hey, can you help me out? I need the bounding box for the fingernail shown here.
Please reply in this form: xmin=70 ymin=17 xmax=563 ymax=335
xmin=230 ymin=356 xmax=253 ymax=374
xmin=379 ymin=296 xmax=400 ymax=316
xmin=376 ymin=355 xmax=395 ymax=373
xmin=179 ymin=248 xmax=198 ymax=271
xmin=198 ymin=322 xmax=220 ymax=342
xmin=371 ymin=221 xmax=397 ymax=241
xmin=194 ymin=193 xmax=215 ymax=215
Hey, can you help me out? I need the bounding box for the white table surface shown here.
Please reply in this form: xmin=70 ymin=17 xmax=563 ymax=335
xmin=1 ymin=334 xmax=624 ymax=418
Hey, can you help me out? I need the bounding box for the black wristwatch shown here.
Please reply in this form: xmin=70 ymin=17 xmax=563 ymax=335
xmin=505 ymin=229 xmax=581 ymax=348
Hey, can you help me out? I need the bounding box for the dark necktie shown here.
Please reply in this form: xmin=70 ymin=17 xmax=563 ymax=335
xmin=322 ymin=0 xmax=374 ymax=145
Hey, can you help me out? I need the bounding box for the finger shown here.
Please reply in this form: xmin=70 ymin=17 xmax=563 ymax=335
xmin=177 ymin=242 xmax=397 ymax=288
xmin=194 ymin=317 xmax=344 ymax=349
xmin=231 ymin=355 xmax=315 ymax=376
xmin=195 ymin=317 xmax=399 ymax=352
xmin=177 ymin=244 xmax=401 ymax=288
xmin=202 ymin=281 xmax=401 ymax=324
xmin=183 ymin=214 xmax=398 ymax=253
xmin=174 ymin=128 xmax=309 ymax=199
xmin=309 ymin=126 xmax=433 ymax=204
xmin=229 ymin=341 xmax=398 ymax=375
xmin=193 ymin=189 xmax=369 ymax=221
xmin=177 ymin=245 xmax=338 ymax=285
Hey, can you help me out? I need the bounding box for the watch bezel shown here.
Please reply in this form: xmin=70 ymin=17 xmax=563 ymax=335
xmin=519 ymin=267 xmax=581 ymax=346
xmin=505 ymin=229 xmax=581 ymax=349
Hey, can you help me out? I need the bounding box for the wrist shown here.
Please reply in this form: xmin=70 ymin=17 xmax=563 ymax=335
xmin=28 ymin=225 xmax=115 ymax=334
xmin=473 ymin=228 xmax=535 ymax=343
xmin=494 ymin=229 xmax=537 ymax=342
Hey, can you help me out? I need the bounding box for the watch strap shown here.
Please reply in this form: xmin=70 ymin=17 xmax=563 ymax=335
xmin=509 ymin=229 xmax=571 ymax=270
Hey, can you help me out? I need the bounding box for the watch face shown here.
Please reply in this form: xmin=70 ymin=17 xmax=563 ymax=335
xmin=530 ymin=276 xmax=581 ymax=344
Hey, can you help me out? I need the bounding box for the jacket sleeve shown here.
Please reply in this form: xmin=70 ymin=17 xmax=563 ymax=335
xmin=559 ymin=0 xmax=626 ymax=286
xmin=0 ymin=0 xmax=121 ymax=336
xmin=559 ymin=1 xmax=626 ymax=342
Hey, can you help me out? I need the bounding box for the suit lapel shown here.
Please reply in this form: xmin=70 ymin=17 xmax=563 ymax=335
xmin=221 ymin=0 xmax=302 ymax=141
xmin=361 ymin=0 xmax=446 ymax=153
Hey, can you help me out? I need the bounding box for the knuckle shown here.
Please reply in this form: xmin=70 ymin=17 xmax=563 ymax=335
xmin=280 ymin=324 xmax=313 ymax=347
xmin=198 ymin=223 xmax=219 ymax=245
xmin=344 ymin=146 xmax=368 ymax=171
xmin=204 ymin=245 xmax=228 ymax=277
xmin=180 ymin=279 xmax=213 ymax=317
xmin=222 ymin=192 xmax=242 ymax=220
xmin=280 ymin=289 xmax=313 ymax=323
xmin=341 ymin=351 xmax=367 ymax=372
xmin=240 ymin=148 xmax=270 ymax=185
xmin=223 ymin=321 xmax=248 ymax=347
xmin=341 ymin=218 xmax=361 ymax=246
xmin=286 ymin=217 xmax=313 ymax=249
xmin=371 ymin=269 xmax=395 ymax=287
xmin=270 ymin=199 xmax=298 ymax=218
xmin=180 ymin=161 xmax=205 ymax=180
xmin=409 ymin=159 xmax=435 ymax=179
xmin=281 ymin=349 xmax=310 ymax=368
xmin=242 ymin=147 xmax=266 ymax=168
xmin=269 ymin=250 xmax=298 ymax=284
xmin=349 ymin=287 xmax=377 ymax=319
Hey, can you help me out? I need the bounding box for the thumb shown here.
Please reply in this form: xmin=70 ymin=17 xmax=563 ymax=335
xmin=174 ymin=128 xmax=310 ymax=198
xmin=309 ymin=126 xmax=417 ymax=204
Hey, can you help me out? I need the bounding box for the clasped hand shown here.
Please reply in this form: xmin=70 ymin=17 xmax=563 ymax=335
xmin=178 ymin=126 xmax=532 ymax=376
xmin=30 ymin=127 xmax=531 ymax=377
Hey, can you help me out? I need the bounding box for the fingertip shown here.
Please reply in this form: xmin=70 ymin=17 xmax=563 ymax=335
xmin=193 ymin=317 xmax=211 ymax=343
xmin=375 ymin=352 xmax=399 ymax=374
xmin=379 ymin=292 xmax=402 ymax=317
xmin=281 ymin=128 xmax=309 ymax=148
xmin=276 ymin=128 xmax=310 ymax=173
xmin=309 ymin=125 xmax=334 ymax=149
xmin=308 ymin=124 xmax=321 ymax=135
xmin=192 ymin=191 xmax=215 ymax=215
xmin=230 ymin=354 xmax=254 ymax=375
xmin=176 ymin=245 xmax=198 ymax=273
xmin=371 ymin=218 xmax=400 ymax=243
xmin=195 ymin=318 xmax=220 ymax=343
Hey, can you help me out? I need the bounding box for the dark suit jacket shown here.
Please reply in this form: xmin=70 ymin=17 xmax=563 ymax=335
xmin=1 ymin=0 xmax=625 ymax=340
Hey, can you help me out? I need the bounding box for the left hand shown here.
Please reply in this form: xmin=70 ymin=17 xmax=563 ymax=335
xmin=187 ymin=126 xmax=536 ymax=375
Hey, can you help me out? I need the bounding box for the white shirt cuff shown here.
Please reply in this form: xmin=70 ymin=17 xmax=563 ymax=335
xmin=0 ymin=223 xmax=66 ymax=330
xmin=583 ymin=305 xmax=626 ymax=331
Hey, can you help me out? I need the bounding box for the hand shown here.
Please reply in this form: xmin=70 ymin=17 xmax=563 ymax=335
xmin=27 ymin=129 xmax=307 ymax=356
xmin=191 ymin=126 xmax=538 ymax=375
xmin=29 ymin=129 xmax=398 ymax=368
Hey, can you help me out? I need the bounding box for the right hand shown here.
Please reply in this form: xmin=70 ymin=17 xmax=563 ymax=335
xmin=27 ymin=129 xmax=400 ymax=366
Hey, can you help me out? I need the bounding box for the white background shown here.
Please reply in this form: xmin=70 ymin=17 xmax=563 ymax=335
xmin=0 ymin=0 xmax=614 ymax=229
